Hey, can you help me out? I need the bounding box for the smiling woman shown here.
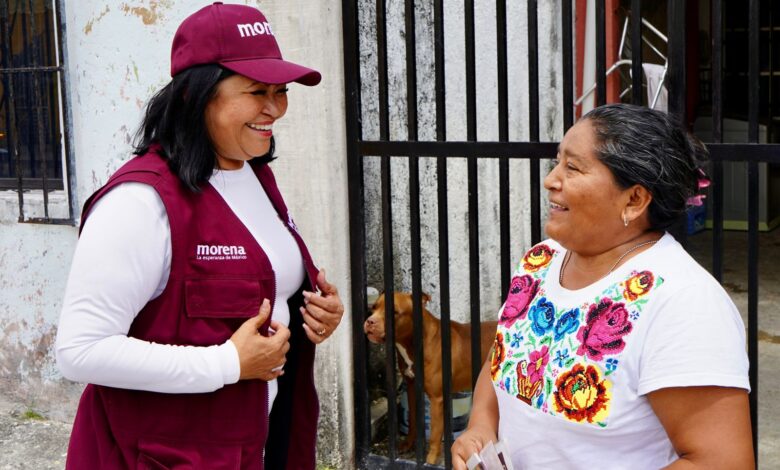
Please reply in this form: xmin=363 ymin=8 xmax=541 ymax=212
xmin=452 ymin=104 xmax=754 ymax=470
xmin=55 ymin=3 xmax=344 ymax=470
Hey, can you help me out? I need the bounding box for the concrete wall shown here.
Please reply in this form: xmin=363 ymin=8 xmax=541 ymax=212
xmin=0 ymin=1 xmax=353 ymax=467
xmin=359 ymin=0 xmax=563 ymax=322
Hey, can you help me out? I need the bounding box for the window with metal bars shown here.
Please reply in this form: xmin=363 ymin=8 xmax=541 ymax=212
xmin=0 ymin=0 xmax=72 ymax=223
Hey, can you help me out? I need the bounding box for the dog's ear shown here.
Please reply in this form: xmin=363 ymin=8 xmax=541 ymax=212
xmin=422 ymin=292 xmax=431 ymax=305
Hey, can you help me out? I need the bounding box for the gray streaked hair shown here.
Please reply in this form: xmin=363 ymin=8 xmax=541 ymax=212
xmin=582 ymin=103 xmax=708 ymax=230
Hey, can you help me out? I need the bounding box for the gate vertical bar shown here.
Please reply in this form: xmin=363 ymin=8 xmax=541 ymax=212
xmin=562 ymin=0 xmax=574 ymax=131
xmin=595 ymin=0 xmax=606 ymax=105
xmin=497 ymin=0 xmax=510 ymax=297
xmin=343 ymin=0 xmax=369 ymax=465
xmin=630 ymin=0 xmax=643 ymax=105
xmin=747 ymin=0 xmax=760 ymax=462
xmin=464 ymin=0 xmax=482 ymax=391
xmin=667 ymin=0 xmax=687 ymax=244
xmin=55 ymin=0 xmax=77 ymax=222
xmin=433 ymin=1 xmax=454 ymax=466
xmin=381 ymin=153 xmax=398 ymax=463
xmin=711 ymin=0 xmax=724 ymax=282
xmin=376 ymin=0 xmax=399 ymax=462
xmin=528 ymin=0 xmax=541 ymax=245
xmin=404 ymin=0 xmax=426 ymax=465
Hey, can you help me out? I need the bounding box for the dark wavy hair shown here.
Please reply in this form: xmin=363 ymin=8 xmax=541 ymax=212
xmin=582 ymin=103 xmax=708 ymax=230
xmin=133 ymin=64 xmax=275 ymax=192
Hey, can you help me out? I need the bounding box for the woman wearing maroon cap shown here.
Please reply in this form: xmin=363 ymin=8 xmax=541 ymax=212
xmin=56 ymin=3 xmax=341 ymax=468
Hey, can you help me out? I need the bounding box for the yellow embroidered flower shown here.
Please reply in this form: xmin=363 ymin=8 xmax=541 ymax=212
xmin=491 ymin=332 xmax=506 ymax=381
xmin=622 ymin=270 xmax=655 ymax=302
xmin=553 ymin=363 xmax=612 ymax=423
xmin=522 ymin=244 xmax=555 ymax=273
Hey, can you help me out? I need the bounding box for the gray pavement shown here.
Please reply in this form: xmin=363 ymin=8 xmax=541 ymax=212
xmin=0 ymin=229 xmax=778 ymax=469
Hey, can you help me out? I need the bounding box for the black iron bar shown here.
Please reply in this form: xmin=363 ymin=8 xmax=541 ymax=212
xmin=359 ymin=141 xmax=780 ymax=163
xmin=436 ymin=155 xmax=453 ymax=470
xmin=434 ymin=0 xmax=446 ymax=142
xmin=562 ymin=0 xmax=574 ymax=131
xmin=667 ymin=0 xmax=687 ymax=245
xmin=0 ymin=65 xmax=61 ymax=73
xmin=528 ymin=0 xmax=541 ymax=244
xmin=712 ymin=0 xmax=724 ymax=282
xmin=409 ymin=154 xmax=426 ymax=467
xmin=377 ymin=0 xmax=390 ymax=141
xmin=630 ymin=0 xmax=643 ymax=105
xmin=380 ymin=154 xmax=399 ymax=461
xmin=342 ymin=0 xmax=370 ymax=465
xmin=497 ymin=0 xmax=510 ymax=296
xmin=465 ymin=0 xmax=476 ymax=140
xmin=747 ymin=0 xmax=760 ymax=462
xmin=595 ymin=0 xmax=606 ymax=105
xmin=433 ymin=1 xmax=452 ymax=466
xmin=54 ymin=0 xmax=76 ymax=223
xmin=404 ymin=1 xmax=425 ymax=465
xmin=467 ymin=155 xmax=481 ymax=391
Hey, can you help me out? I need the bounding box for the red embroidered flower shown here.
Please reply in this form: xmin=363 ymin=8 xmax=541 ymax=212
xmin=526 ymin=345 xmax=550 ymax=385
xmin=523 ymin=244 xmax=556 ymax=272
xmin=499 ymin=275 xmax=540 ymax=328
xmin=491 ymin=332 xmax=506 ymax=381
xmin=576 ymin=298 xmax=633 ymax=361
xmin=553 ymin=363 xmax=611 ymax=423
xmin=622 ymin=270 xmax=655 ymax=302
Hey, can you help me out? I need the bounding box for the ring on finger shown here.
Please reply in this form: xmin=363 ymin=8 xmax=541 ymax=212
xmin=317 ymin=327 xmax=327 ymax=337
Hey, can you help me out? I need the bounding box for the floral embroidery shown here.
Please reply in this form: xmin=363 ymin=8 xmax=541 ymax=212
xmin=622 ymin=271 xmax=655 ymax=302
xmin=491 ymin=331 xmax=506 ymax=380
xmin=553 ymin=363 xmax=612 ymax=423
xmin=528 ymin=297 xmax=556 ymax=336
xmin=516 ymin=360 xmax=544 ymax=405
xmin=553 ymin=308 xmax=580 ymax=341
xmin=499 ymin=275 xmax=540 ymax=328
xmin=527 ymin=345 xmax=550 ymax=384
xmin=523 ymin=244 xmax=556 ymax=272
xmin=576 ymin=298 xmax=633 ymax=361
xmin=509 ymin=331 xmax=524 ymax=348
xmin=493 ymin=241 xmax=664 ymax=429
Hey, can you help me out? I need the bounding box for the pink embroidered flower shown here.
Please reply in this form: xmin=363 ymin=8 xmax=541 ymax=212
xmin=526 ymin=345 xmax=550 ymax=384
xmin=576 ymin=298 xmax=633 ymax=361
xmin=499 ymin=274 xmax=540 ymax=328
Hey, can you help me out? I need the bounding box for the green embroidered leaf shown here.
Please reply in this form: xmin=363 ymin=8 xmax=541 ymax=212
xmin=528 ymin=335 xmax=537 ymax=348
xmin=545 ymin=378 xmax=552 ymax=396
xmin=502 ymin=361 xmax=514 ymax=376
xmin=605 ymin=369 xmax=613 ymax=376
xmin=597 ymin=422 xmax=607 ymax=428
xmin=541 ymin=336 xmax=552 ymax=346
xmin=565 ymin=358 xmax=575 ymax=368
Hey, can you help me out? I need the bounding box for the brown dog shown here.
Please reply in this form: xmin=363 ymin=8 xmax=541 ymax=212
xmin=364 ymin=292 xmax=497 ymax=464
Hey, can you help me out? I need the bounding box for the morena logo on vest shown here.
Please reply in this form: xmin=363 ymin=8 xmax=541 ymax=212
xmin=195 ymin=244 xmax=248 ymax=261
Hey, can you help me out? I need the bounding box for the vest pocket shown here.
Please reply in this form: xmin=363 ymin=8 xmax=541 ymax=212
xmin=137 ymin=437 xmax=242 ymax=470
xmin=185 ymin=278 xmax=272 ymax=319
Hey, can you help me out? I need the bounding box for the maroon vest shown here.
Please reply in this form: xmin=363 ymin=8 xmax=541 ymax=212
xmin=65 ymin=149 xmax=320 ymax=469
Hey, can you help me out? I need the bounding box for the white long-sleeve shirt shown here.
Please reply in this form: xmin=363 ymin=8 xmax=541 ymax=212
xmin=56 ymin=162 xmax=304 ymax=410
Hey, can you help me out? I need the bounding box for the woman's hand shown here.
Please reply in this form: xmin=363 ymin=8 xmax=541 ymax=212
xmin=451 ymin=424 xmax=498 ymax=470
xmin=300 ymin=269 xmax=344 ymax=344
xmin=230 ymin=299 xmax=291 ymax=381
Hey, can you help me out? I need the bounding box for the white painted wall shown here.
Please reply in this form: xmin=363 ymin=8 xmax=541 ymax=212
xmin=0 ymin=1 xmax=352 ymax=467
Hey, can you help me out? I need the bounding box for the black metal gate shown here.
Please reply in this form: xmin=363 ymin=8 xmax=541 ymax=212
xmin=343 ymin=0 xmax=778 ymax=468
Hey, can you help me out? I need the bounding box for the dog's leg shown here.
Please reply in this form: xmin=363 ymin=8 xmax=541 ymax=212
xmin=398 ymin=376 xmax=416 ymax=453
xmin=426 ymin=394 xmax=444 ymax=464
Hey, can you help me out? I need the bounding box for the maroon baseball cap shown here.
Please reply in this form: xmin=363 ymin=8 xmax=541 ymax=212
xmin=170 ymin=2 xmax=321 ymax=86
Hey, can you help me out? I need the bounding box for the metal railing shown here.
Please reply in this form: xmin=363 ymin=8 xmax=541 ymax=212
xmin=344 ymin=0 xmax=776 ymax=467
